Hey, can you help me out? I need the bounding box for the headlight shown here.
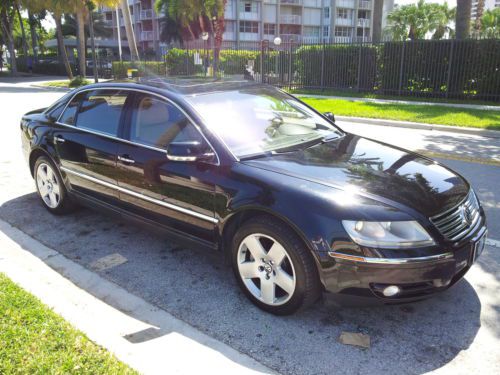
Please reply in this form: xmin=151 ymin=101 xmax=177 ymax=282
xmin=342 ymin=220 xmax=435 ymax=248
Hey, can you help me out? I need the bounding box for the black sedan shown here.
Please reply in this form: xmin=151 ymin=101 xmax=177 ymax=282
xmin=20 ymin=79 xmax=487 ymax=315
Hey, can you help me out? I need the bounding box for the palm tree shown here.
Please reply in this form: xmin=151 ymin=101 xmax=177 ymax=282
xmin=456 ymin=0 xmax=472 ymax=39
xmin=14 ymin=1 xmax=29 ymax=65
xmin=480 ymin=8 xmax=500 ymax=38
xmin=0 ymin=1 xmax=18 ymax=75
xmin=119 ymin=0 xmax=139 ymax=61
xmin=473 ymin=0 xmax=485 ymax=36
xmin=372 ymin=0 xmax=384 ymax=43
xmin=431 ymin=2 xmax=456 ymax=39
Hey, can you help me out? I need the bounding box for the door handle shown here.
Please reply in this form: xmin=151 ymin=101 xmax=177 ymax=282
xmin=54 ymin=136 xmax=65 ymax=143
xmin=118 ymin=155 xmax=135 ymax=164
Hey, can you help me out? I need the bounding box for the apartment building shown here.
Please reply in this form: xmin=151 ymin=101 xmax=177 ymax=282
xmin=100 ymin=0 xmax=393 ymax=54
xmin=471 ymin=0 xmax=500 ymax=20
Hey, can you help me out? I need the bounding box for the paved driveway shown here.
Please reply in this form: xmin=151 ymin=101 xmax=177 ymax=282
xmin=0 ymin=78 xmax=499 ymax=375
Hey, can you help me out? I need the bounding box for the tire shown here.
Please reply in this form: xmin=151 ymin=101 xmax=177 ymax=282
xmin=231 ymin=216 xmax=321 ymax=315
xmin=34 ymin=156 xmax=77 ymax=215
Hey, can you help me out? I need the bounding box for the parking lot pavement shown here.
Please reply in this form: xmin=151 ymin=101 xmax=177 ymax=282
xmin=1 ymin=80 xmax=499 ymax=375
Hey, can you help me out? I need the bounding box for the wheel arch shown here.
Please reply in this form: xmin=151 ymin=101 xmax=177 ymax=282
xmin=29 ymin=147 xmax=58 ymax=177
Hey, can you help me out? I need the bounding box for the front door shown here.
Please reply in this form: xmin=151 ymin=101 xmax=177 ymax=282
xmin=54 ymin=89 xmax=130 ymax=203
xmin=115 ymin=92 xmax=218 ymax=243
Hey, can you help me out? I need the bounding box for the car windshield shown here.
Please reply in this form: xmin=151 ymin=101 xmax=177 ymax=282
xmin=186 ymin=87 xmax=342 ymax=158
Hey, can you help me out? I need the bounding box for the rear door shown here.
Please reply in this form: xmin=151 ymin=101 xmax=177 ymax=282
xmin=54 ymin=89 xmax=130 ymax=203
xmin=114 ymin=92 xmax=218 ymax=243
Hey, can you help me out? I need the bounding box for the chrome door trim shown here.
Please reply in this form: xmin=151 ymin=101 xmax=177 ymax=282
xmin=60 ymin=166 xmax=219 ymax=224
xmin=328 ymin=251 xmax=454 ymax=264
xmin=55 ymin=86 xmax=221 ymax=165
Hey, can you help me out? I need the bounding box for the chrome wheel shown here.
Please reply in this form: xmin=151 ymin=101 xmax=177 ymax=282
xmin=36 ymin=162 xmax=61 ymax=208
xmin=237 ymin=233 xmax=296 ymax=306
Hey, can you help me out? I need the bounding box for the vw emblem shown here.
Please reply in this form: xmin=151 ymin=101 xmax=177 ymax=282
xmin=461 ymin=205 xmax=473 ymax=226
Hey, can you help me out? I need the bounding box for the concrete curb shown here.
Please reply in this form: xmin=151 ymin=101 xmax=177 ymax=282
xmin=336 ymin=116 xmax=500 ymax=139
xmin=295 ymin=94 xmax=500 ymax=111
xmin=0 ymin=219 xmax=274 ymax=375
xmin=30 ymin=84 xmax=72 ymax=92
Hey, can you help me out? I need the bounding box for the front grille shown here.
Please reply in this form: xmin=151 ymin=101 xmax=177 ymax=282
xmin=430 ymin=190 xmax=481 ymax=242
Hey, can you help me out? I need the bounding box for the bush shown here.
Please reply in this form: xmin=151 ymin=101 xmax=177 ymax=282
xmin=69 ymin=76 xmax=90 ymax=87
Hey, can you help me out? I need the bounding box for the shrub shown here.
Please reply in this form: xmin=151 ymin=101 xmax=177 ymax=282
xmin=112 ymin=61 xmax=167 ymax=79
xmin=69 ymin=76 xmax=90 ymax=87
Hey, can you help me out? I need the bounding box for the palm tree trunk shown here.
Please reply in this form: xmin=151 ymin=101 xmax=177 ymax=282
xmin=54 ymin=14 xmax=74 ymax=80
xmin=456 ymin=0 xmax=472 ymax=39
xmin=0 ymin=7 xmax=17 ymax=75
xmin=120 ymin=0 xmax=139 ymax=61
xmin=28 ymin=11 xmax=38 ymax=63
xmin=76 ymin=9 xmax=87 ymax=77
xmin=15 ymin=2 xmax=29 ymax=66
xmin=372 ymin=0 xmax=384 ymax=43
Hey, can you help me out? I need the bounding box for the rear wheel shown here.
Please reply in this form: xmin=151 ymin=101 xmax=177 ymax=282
xmin=34 ymin=156 xmax=77 ymax=215
xmin=232 ymin=216 xmax=321 ymax=315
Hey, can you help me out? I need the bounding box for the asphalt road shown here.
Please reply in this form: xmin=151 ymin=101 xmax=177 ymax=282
xmin=0 ymin=77 xmax=499 ymax=375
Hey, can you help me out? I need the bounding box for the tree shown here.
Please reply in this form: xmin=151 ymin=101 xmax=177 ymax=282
xmin=372 ymin=0 xmax=384 ymax=43
xmin=14 ymin=1 xmax=29 ymax=65
xmin=0 ymin=1 xmax=18 ymax=75
xmin=473 ymin=0 xmax=484 ymax=36
xmin=456 ymin=0 xmax=472 ymax=39
xmin=480 ymin=8 xmax=500 ymax=39
xmin=385 ymin=0 xmax=455 ymax=41
xmin=120 ymin=0 xmax=139 ymax=61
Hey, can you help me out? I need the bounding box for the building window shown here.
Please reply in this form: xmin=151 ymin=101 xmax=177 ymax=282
xmin=240 ymin=2 xmax=257 ymax=13
xmin=304 ymin=26 xmax=320 ymax=37
xmin=335 ymin=27 xmax=351 ymax=37
xmin=358 ymin=10 xmax=369 ymax=19
xmin=323 ymin=26 xmax=329 ymax=37
xmin=324 ymin=7 xmax=330 ymax=19
xmin=264 ymin=23 xmax=275 ymax=35
xmin=337 ymin=8 xmax=350 ymax=19
xmin=105 ymin=12 xmax=112 ymax=21
xmin=240 ymin=21 xmax=258 ymax=33
xmin=224 ymin=21 xmax=235 ymax=32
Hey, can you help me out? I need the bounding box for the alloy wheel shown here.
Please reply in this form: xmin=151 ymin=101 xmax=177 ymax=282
xmin=237 ymin=233 xmax=296 ymax=306
xmin=36 ymin=162 xmax=61 ymax=208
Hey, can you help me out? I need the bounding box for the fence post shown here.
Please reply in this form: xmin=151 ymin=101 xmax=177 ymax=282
xmin=356 ymin=41 xmax=362 ymax=92
xmin=260 ymin=40 xmax=264 ymax=84
xmin=445 ymin=39 xmax=455 ymax=99
xmin=320 ymin=39 xmax=325 ymax=90
xmin=288 ymin=41 xmax=293 ymax=90
xmin=398 ymin=41 xmax=406 ymax=96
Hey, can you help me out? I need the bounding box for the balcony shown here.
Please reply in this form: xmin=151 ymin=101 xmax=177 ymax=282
xmin=103 ymin=19 xmax=114 ymax=27
xmin=239 ymin=11 xmax=260 ymax=21
xmin=336 ymin=17 xmax=354 ymax=26
xmin=359 ymin=0 xmax=371 ymax=10
xmin=357 ymin=18 xmax=370 ymax=27
xmin=336 ymin=0 xmax=356 ymax=8
xmin=239 ymin=32 xmax=260 ymax=41
xmin=280 ymin=14 xmax=302 ymax=24
xmin=140 ymin=9 xmax=153 ymax=20
xmin=280 ymin=33 xmax=302 ymax=42
xmin=281 ymin=0 xmax=302 ymax=5
xmin=140 ymin=30 xmax=154 ymax=41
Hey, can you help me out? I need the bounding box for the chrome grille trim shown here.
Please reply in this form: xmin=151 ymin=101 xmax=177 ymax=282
xmin=430 ymin=190 xmax=481 ymax=242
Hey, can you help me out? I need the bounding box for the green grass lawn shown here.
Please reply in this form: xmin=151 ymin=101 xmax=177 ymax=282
xmin=0 ymin=273 xmax=137 ymax=374
xmin=292 ymin=89 xmax=500 ymax=107
xmin=302 ymin=98 xmax=500 ymax=130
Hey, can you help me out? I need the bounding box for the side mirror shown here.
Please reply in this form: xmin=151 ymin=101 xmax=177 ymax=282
xmin=323 ymin=112 xmax=336 ymax=123
xmin=166 ymin=141 xmax=215 ymax=163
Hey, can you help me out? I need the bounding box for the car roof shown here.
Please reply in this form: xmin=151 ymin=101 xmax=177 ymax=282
xmin=80 ymin=77 xmax=266 ymax=97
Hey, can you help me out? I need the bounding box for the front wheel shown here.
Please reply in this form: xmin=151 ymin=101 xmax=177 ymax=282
xmin=231 ymin=216 xmax=321 ymax=315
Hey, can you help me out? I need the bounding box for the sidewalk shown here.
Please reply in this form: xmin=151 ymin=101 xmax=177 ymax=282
xmin=0 ymin=219 xmax=273 ymax=375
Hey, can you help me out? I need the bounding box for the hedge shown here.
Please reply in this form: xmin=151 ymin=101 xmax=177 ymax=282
xmin=112 ymin=61 xmax=166 ymax=79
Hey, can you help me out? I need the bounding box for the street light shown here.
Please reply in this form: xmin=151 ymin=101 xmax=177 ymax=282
xmin=273 ymin=37 xmax=282 ymax=46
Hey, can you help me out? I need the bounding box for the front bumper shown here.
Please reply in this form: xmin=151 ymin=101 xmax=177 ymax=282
xmin=321 ymin=225 xmax=487 ymax=306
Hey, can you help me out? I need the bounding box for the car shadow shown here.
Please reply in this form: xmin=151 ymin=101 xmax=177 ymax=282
xmin=0 ymin=192 xmax=486 ymax=375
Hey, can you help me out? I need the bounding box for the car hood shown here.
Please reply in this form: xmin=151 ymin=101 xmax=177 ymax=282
xmin=242 ymin=133 xmax=469 ymax=217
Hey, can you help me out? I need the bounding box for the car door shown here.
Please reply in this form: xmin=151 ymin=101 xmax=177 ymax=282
xmin=53 ymin=88 xmax=130 ymax=204
xmin=115 ymin=92 xmax=218 ymax=243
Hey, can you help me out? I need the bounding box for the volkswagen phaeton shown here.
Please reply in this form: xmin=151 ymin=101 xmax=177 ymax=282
xmin=20 ymin=79 xmax=487 ymax=315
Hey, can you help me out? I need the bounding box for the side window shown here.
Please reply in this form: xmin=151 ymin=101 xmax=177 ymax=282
xmin=130 ymin=95 xmax=204 ymax=149
xmin=59 ymin=94 xmax=82 ymax=125
xmin=75 ymin=89 xmax=128 ymax=136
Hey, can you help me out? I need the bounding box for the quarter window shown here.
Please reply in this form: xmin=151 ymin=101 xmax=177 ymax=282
xmin=75 ymin=90 xmax=128 ymax=136
xmin=129 ymin=94 xmax=203 ymax=149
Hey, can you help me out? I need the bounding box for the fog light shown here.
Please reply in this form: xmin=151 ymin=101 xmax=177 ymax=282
xmin=382 ymin=285 xmax=401 ymax=297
